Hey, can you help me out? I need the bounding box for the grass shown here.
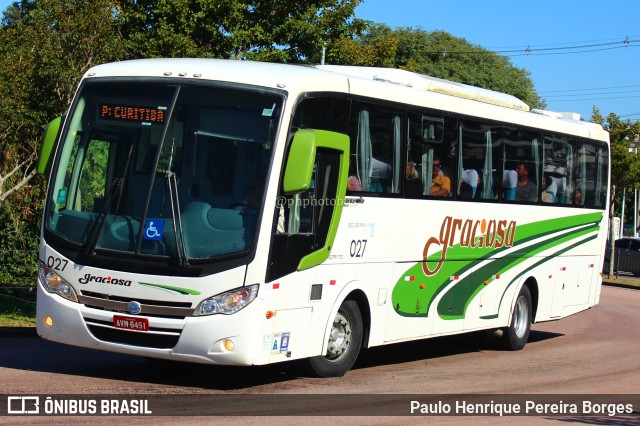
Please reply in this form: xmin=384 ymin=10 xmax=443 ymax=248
xmin=0 ymin=287 xmax=36 ymax=327
xmin=601 ymin=275 xmax=640 ymax=289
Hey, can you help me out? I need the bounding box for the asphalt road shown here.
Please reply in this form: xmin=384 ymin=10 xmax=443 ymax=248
xmin=1 ymin=285 xmax=639 ymax=425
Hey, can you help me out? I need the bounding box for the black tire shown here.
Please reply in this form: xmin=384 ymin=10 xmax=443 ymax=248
xmin=307 ymin=300 xmax=363 ymax=377
xmin=499 ymin=285 xmax=532 ymax=351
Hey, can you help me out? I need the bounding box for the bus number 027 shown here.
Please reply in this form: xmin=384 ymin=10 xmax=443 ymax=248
xmin=46 ymin=256 xmax=68 ymax=272
xmin=350 ymin=239 xmax=367 ymax=258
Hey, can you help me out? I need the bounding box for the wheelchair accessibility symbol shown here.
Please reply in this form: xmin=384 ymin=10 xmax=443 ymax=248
xmin=143 ymin=219 xmax=165 ymax=241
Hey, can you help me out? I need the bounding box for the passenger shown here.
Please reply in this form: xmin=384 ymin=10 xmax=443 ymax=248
xmin=369 ymin=157 xmax=392 ymax=192
xmin=460 ymin=169 xmax=480 ymax=199
xmin=244 ymin=178 xmax=263 ymax=209
xmin=347 ymin=158 xmax=361 ymax=191
xmin=430 ymin=156 xmax=450 ymax=196
xmin=574 ymin=189 xmax=583 ymax=205
xmin=515 ymin=162 xmax=537 ymax=202
xmin=347 ymin=175 xmax=361 ymax=191
xmin=405 ymin=161 xmax=423 ymax=197
xmin=541 ymin=176 xmax=557 ymax=203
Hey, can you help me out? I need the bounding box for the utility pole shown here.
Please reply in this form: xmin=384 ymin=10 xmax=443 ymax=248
xmin=608 ymin=185 xmax=616 ymax=278
xmin=620 ymin=187 xmax=626 ymax=238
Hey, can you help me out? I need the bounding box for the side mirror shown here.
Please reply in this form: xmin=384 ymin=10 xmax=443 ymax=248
xmin=283 ymin=130 xmax=317 ymax=194
xmin=282 ymin=129 xmax=350 ymax=270
xmin=37 ymin=116 xmax=64 ymax=176
xmin=283 ymin=129 xmax=349 ymax=193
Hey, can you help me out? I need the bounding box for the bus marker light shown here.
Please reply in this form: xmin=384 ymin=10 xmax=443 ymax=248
xmin=549 ymin=275 xmax=553 ymax=279
xmin=561 ymin=267 xmax=567 ymax=271
xmin=330 ymin=280 xmax=336 ymax=285
xmin=266 ymin=311 xmax=275 ymax=319
xmin=419 ymin=284 xmax=425 ymax=289
xmin=273 ymin=283 xmax=280 ymax=289
xmin=44 ymin=316 xmax=53 ymax=327
xmin=483 ymin=280 xmax=489 ymax=285
xmin=404 ymin=276 xmax=414 ymax=281
xmin=450 ymin=276 xmax=459 ymax=281
xmin=588 ymin=264 xmax=594 ymax=268
xmin=224 ymin=340 xmax=235 ymax=351
xmin=492 ymin=274 xmax=501 ymax=279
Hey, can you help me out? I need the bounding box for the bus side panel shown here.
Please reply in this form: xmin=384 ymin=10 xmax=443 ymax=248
xmin=551 ymin=255 xmax=596 ymax=317
xmin=267 ymin=307 xmax=312 ymax=364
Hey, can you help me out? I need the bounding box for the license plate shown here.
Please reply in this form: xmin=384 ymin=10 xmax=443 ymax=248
xmin=113 ymin=315 xmax=149 ymax=332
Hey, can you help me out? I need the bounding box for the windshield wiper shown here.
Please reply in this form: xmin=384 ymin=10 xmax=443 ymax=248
xmin=165 ymin=138 xmax=189 ymax=267
xmin=83 ymin=177 xmax=123 ymax=255
xmin=134 ymin=86 xmax=189 ymax=265
xmin=84 ymin=143 xmax=134 ymax=255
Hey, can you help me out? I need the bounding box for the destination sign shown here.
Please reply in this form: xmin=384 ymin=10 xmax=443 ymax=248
xmin=99 ymin=103 xmax=166 ymax=124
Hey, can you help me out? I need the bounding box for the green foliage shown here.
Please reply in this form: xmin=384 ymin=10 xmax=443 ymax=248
xmin=0 ymin=188 xmax=41 ymax=285
xmin=0 ymin=0 xmax=126 ymax=285
xmin=78 ymin=140 xmax=109 ymax=211
xmin=116 ymin=0 xmax=366 ymax=62
xmin=328 ymin=24 xmax=544 ymax=109
xmin=590 ymin=107 xmax=640 ymax=217
xmin=0 ymin=286 xmax=36 ymax=326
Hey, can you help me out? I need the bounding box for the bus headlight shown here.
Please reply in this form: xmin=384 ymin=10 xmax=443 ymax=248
xmin=194 ymin=284 xmax=259 ymax=316
xmin=39 ymin=262 xmax=78 ymax=303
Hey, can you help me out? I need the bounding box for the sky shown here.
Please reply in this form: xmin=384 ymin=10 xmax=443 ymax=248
xmin=1 ymin=0 xmax=638 ymax=121
xmin=354 ymin=0 xmax=640 ymax=121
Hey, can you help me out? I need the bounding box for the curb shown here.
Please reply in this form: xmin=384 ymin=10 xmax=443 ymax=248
xmin=602 ymin=281 xmax=640 ymax=291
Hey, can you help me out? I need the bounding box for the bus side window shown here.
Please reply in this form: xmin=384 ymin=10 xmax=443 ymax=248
xmin=406 ymin=110 xmax=450 ymax=198
xmin=542 ymin=135 xmax=572 ymax=205
xmin=350 ymin=102 xmax=402 ymax=194
xmin=458 ymin=120 xmax=499 ymax=200
xmin=502 ymin=128 xmax=542 ymax=203
xmin=574 ymin=140 xmax=608 ymax=208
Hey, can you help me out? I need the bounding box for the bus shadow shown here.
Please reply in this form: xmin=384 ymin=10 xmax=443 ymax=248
xmin=353 ymin=329 xmax=563 ymax=370
xmin=1 ymin=329 xmax=563 ymax=391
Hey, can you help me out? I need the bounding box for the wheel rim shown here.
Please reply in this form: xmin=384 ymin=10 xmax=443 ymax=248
xmin=513 ymin=295 xmax=529 ymax=338
xmin=325 ymin=310 xmax=352 ymax=361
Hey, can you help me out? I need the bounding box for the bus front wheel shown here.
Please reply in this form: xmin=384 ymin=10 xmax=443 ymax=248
xmin=499 ymin=285 xmax=532 ymax=351
xmin=307 ymin=300 xmax=363 ymax=377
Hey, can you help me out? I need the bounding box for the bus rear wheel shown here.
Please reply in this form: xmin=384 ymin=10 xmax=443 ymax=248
xmin=307 ymin=300 xmax=363 ymax=377
xmin=499 ymin=285 xmax=532 ymax=351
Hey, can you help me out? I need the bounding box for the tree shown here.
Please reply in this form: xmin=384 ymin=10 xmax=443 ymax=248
xmin=328 ymin=24 xmax=544 ymax=109
xmin=0 ymin=0 xmax=125 ymax=283
xmin=116 ymin=0 xmax=366 ymax=62
xmin=590 ymin=107 xmax=640 ymax=218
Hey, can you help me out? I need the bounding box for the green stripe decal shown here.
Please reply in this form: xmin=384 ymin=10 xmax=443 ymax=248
xmin=479 ymin=233 xmax=598 ymax=319
xmin=138 ymin=282 xmax=201 ymax=295
xmin=391 ymin=212 xmax=603 ymax=319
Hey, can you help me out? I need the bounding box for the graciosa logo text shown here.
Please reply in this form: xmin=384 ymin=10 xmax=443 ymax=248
xmin=79 ymin=274 xmax=132 ymax=286
xmin=422 ymin=216 xmax=516 ymax=276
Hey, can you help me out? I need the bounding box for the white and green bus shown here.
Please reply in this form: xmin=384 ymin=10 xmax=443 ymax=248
xmin=36 ymin=59 xmax=609 ymax=377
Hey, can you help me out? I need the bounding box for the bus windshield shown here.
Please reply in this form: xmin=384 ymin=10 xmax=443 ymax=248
xmin=44 ymin=80 xmax=282 ymax=263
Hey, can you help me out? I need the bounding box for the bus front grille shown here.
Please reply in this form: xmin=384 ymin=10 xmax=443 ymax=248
xmin=78 ymin=291 xmax=193 ymax=319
